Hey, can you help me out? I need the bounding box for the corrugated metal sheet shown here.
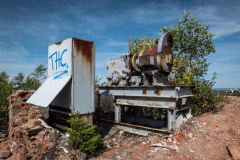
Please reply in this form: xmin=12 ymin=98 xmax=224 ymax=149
xmin=26 ymin=76 xmax=71 ymax=107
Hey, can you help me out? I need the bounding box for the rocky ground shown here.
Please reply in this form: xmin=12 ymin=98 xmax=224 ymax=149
xmin=0 ymin=96 xmax=240 ymax=160
xmin=89 ymin=96 xmax=240 ymax=160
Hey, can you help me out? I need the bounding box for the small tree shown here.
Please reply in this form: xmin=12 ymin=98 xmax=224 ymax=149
xmin=63 ymin=111 xmax=104 ymax=155
xmin=11 ymin=73 xmax=25 ymax=87
xmin=0 ymin=71 xmax=13 ymax=125
xmin=21 ymin=64 xmax=47 ymax=90
xmin=31 ymin=64 xmax=47 ymax=81
xmin=0 ymin=71 xmax=10 ymax=83
xmin=95 ymin=76 xmax=106 ymax=88
xmin=160 ymin=10 xmax=224 ymax=115
xmin=128 ymin=34 xmax=156 ymax=55
xmin=127 ymin=10 xmax=225 ymax=115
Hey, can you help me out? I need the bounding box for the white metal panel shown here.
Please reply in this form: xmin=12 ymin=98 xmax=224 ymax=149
xmin=48 ymin=38 xmax=72 ymax=79
xmin=50 ymin=79 xmax=72 ymax=109
xmin=26 ymin=76 xmax=71 ymax=107
xmin=72 ymin=38 xmax=95 ymax=114
xmin=27 ymin=38 xmax=73 ymax=107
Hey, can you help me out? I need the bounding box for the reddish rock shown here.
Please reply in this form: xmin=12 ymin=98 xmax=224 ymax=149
xmin=184 ymin=134 xmax=189 ymax=139
xmin=17 ymin=91 xmax=25 ymax=96
xmin=28 ymin=119 xmax=42 ymax=126
xmin=16 ymin=155 xmax=32 ymax=160
xmin=0 ymin=134 xmax=7 ymax=137
xmin=3 ymin=145 xmax=10 ymax=151
xmin=13 ymin=120 xmax=23 ymax=126
xmin=19 ymin=113 xmax=28 ymax=117
xmin=174 ymin=133 xmax=179 ymax=139
xmin=19 ymin=138 xmax=26 ymax=145
xmin=228 ymin=128 xmax=235 ymax=136
xmin=227 ymin=143 xmax=240 ymax=160
xmin=0 ymin=150 xmax=11 ymax=158
xmin=180 ymin=130 xmax=185 ymax=136
xmin=41 ymin=145 xmax=49 ymax=151
xmin=166 ymin=141 xmax=172 ymax=145
xmin=124 ymin=141 xmax=135 ymax=148
xmin=202 ymin=130 xmax=209 ymax=136
xmin=38 ymin=133 xmax=45 ymax=139
xmin=29 ymin=137 xmax=36 ymax=141
xmin=23 ymin=134 xmax=29 ymax=140
xmin=186 ymin=125 xmax=190 ymax=131
xmin=231 ymin=121 xmax=236 ymax=125
xmin=12 ymin=103 xmax=22 ymax=108
xmin=21 ymin=147 xmax=27 ymax=155
xmin=43 ymin=139 xmax=50 ymax=144
xmin=178 ymin=137 xmax=183 ymax=142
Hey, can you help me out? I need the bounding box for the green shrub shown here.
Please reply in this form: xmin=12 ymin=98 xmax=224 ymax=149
xmin=127 ymin=10 xmax=226 ymax=115
xmin=63 ymin=111 xmax=104 ymax=155
xmin=0 ymin=81 xmax=13 ymax=125
xmin=30 ymin=113 xmax=35 ymax=119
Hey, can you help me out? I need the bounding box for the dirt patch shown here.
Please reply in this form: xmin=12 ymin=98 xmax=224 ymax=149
xmin=89 ymin=96 xmax=240 ymax=160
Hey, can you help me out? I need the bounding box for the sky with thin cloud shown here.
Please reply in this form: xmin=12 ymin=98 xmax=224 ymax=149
xmin=0 ymin=0 xmax=239 ymax=88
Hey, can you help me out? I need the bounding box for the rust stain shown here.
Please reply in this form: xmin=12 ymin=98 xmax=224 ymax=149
xmin=73 ymin=38 xmax=94 ymax=83
xmin=74 ymin=38 xmax=93 ymax=63
xmin=126 ymin=100 xmax=134 ymax=106
xmin=156 ymin=87 xmax=163 ymax=96
xmin=142 ymin=47 xmax=158 ymax=69
xmin=142 ymin=89 xmax=147 ymax=95
xmin=55 ymin=40 xmax=63 ymax=46
xmin=111 ymin=62 xmax=116 ymax=68
xmin=171 ymin=122 xmax=174 ymax=131
xmin=72 ymin=112 xmax=93 ymax=126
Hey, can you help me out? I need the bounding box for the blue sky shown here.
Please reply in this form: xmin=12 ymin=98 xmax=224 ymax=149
xmin=0 ymin=0 xmax=239 ymax=88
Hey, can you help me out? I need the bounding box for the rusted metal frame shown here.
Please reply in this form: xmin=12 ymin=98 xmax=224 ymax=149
xmin=71 ymin=112 xmax=94 ymax=126
xmin=176 ymin=105 xmax=191 ymax=111
xmin=116 ymin=96 xmax=176 ymax=109
xmin=124 ymin=116 xmax=167 ymax=128
xmin=115 ymin=104 xmax=121 ymax=122
xmin=99 ymin=85 xmax=175 ymax=88
xmin=112 ymin=95 xmax=178 ymax=99
xmin=99 ymin=86 xmax=194 ymax=98
xmin=97 ymin=94 xmax=100 ymax=120
xmin=167 ymin=109 xmax=176 ymax=132
xmin=99 ymin=118 xmax=171 ymax=135
xmin=49 ymin=108 xmax=72 ymax=116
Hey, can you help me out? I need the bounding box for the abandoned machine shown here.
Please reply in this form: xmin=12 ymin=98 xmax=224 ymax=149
xmin=98 ymin=32 xmax=194 ymax=135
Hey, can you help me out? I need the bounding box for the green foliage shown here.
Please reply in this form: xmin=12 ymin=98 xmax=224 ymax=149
xmin=30 ymin=113 xmax=35 ymax=119
xmin=0 ymin=80 xmax=13 ymax=124
xmin=128 ymin=34 xmax=156 ymax=55
xmin=0 ymin=64 xmax=46 ymax=125
xmin=21 ymin=64 xmax=47 ymax=90
xmin=191 ymin=73 xmax=226 ymax=115
xmin=31 ymin=64 xmax=47 ymax=80
xmin=0 ymin=71 xmax=10 ymax=83
xmin=21 ymin=118 xmax=28 ymax=123
xmin=159 ymin=10 xmax=224 ymax=115
xmin=63 ymin=111 xmax=104 ymax=155
xmin=11 ymin=73 xmax=25 ymax=87
xmin=95 ymin=76 xmax=106 ymax=88
xmin=127 ymin=10 xmax=225 ymax=115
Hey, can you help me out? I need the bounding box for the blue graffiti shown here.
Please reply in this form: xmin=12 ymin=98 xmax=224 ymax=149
xmin=49 ymin=49 xmax=67 ymax=70
xmin=53 ymin=70 xmax=68 ymax=79
xmin=49 ymin=49 xmax=69 ymax=79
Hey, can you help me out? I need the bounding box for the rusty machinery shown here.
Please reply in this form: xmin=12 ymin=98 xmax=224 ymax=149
xmin=98 ymin=33 xmax=194 ymax=135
